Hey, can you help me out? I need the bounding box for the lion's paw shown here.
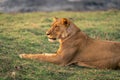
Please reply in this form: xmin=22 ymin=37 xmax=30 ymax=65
xmin=19 ymin=54 xmax=26 ymax=58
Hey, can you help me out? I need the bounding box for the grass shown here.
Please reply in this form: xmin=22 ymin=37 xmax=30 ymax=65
xmin=0 ymin=10 xmax=120 ymax=80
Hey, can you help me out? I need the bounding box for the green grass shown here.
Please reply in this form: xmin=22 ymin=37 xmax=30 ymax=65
xmin=0 ymin=10 xmax=120 ymax=80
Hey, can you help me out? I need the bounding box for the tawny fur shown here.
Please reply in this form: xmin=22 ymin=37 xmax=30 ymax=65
xmin=19 ymin=18 xmax=120 ymax=69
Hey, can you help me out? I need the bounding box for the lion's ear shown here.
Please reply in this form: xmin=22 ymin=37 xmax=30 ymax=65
xmin=62 ymin=18 xmax=69 ymax=26
xmin=53 ymin=17 xmax=58 ymax=21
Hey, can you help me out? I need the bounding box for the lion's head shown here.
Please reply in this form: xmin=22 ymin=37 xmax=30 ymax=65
xmin=46 ymin=17 xmax=72 ymax=42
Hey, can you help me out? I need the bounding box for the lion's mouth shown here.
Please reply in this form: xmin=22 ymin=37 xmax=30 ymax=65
xmin=49 ymin=38 xmax=56 ymax=40
xmin=48 ymin=38 xmax=57 ymax=42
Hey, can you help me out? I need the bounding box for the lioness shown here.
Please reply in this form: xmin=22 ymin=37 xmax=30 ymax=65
xmin=19 ymin=18 xmax=120 ymax=69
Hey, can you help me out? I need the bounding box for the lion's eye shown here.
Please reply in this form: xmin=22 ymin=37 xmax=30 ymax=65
xmin=55 ymin=26 xmax=58 ymax=28
xmin=54 ymin=26 xmax=59 ymax=29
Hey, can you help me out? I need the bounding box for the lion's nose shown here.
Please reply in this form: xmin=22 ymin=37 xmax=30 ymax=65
xmin=46 ymin=31 xmax=50 ymax=35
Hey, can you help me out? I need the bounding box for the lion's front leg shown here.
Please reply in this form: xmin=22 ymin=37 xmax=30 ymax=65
xmin=19 ymin=53 xmax=63 ymax=65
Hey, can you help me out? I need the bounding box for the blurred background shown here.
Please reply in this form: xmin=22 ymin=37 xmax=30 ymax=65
xmin=0 ymin=0 xmax=120 ymax=13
